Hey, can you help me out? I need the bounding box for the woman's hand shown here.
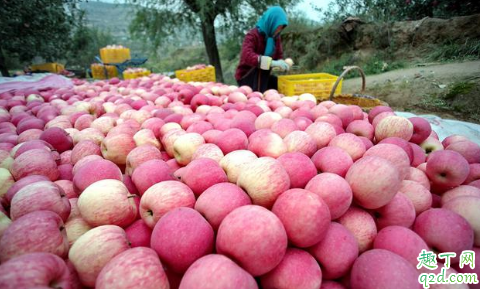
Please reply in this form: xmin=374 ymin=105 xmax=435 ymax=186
xmin=271 ymin=60 xmax=290 ymax=71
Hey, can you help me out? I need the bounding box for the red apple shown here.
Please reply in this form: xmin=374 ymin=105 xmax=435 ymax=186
xmin=39 ymin=127 xmax=73 ymax=153
xmin=78 ymin=179 xmax=137 ymax=227
xmin=131 ymin=159 xmax=176 ymax=196
xmin=181 ymin=158 xmax=228 ymax=196
xmin=0 ymin=252 xmax=71 ymax=289
xmin=236 ymin=157 xmax=290 ymax=208
xmin=216 ymin=205 xmax=288 ymax=276
xmin=11 ymin=148 xmax=60 ymax=181
xmin=260 ymin=248 xmax=322 ymax=289
xmin=311 ymin=146 xmax=353 ymax=177
xmin=350 ymin=249 xmax=421 ymax=289
xmin=305 ymin=173 xmax=353 ymax=220
xmin=398 ymin=180 xmax=432 ymax=215
xmin=0 ymin=210 xmax=68 ymax=262
xmin=272 ymin=189 xmax=331 ymax=247
xmin=73 ymin=159 xmax=122 ymax=193
xmin=328 ymin=133 xmax=366 ymax=161
xmin=179 ymin=254 xmax=257 ymax=289
xmin=68 ymin=225 xmax=130 ymax=287
xmin=309 ymin=222 xmax=358 ymax=280
xmin=96 ymin=247 xmax=169 ymax=289
xmin=10 ymin=180 xmax=71 ymax=222
xmin=194 ymin=183 xmax=251 ymax=231
xmin=345 ymin=156 xmax=401 ymax=209
xmin=337 ymin=207 xmax=377 ymax=253
xmin=374 ymin=192 xmax=416 ymax=229
xmin=140 ymin=180 xmax=196 ymax=228
xmin=426 ymin=150 xmax=470 ymax=189
xmin=125 ymin=219 xmax=152 ymax=248
xmin=277 ymin=152 xmax=317 ymax=188
xmin=151 ymin=207 xmax=214 ymax=274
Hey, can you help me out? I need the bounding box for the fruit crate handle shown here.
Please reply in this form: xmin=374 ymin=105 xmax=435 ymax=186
xmin=329 ymin=66 xmax=366 ymax=100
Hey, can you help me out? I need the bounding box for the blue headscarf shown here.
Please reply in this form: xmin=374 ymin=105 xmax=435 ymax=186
xmin=256 ymin=6 xmax=288 ymax=57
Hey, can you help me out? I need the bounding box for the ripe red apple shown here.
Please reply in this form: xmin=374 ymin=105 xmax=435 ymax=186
xmin=375 ymin=115 xmax=414 ymax=141
xmin=248 ymin=129 xmax=287 ymax=158
xmin=337 ymin=207 xmax=377 ymax=253
xmin=364 ymin=143 xmax=411 ymax=180
xmin=151 ymin=207 xmax=214 ymax=274
xmin=131 ymin=159 xmax=176 ymax=195
xmin=272 ymin=189 xmax=331 ymax=247
xmin=271 ymin=118 xmax=298 ymax=138
xmin=446 ymin=140 xmax=480 ymax=164
xmin=181 ymin=158 xmax=228 ymax=196
xmin=414 ymin=208 xmax=474 ymax=259
xmin=78 ymin=179 xmax=137 ymax=227
xmin=0 ymin=252 xmax=72 ymax=289
xmin=346 ymin=120 xmax=374 ymax=140
xmin=345 ymin=156 xmax=401 ymax=209
xmin=328 ymin=133 xmax=366 ymax=161
xmin=408 ymin=117 xmax=432 ymax=144
xmin=237 ymin=157 xmax=290 ymax=208
xmin=0 ymin=210 xmax=68 ymax=262
xmin=398 ymin=180 xmax=432 ymax=215
xmin=442 ymin=134 xmax=469 ymax=147
xmin=374 ymin=192 xmax=416 ymax=229
xmin=70 ymin=140 xmax=101 ymax=164
xmin=140 ymin=180 xmax=196 ymax=228
xmin=311 ymin=146 xmax=353 ymax=177
xmin=213 ymin=128 xmax=248 ymax=154
xmin=309 ymin=222 xmax=358 ymax=280
xmin=260 ymin=248 xmax=322 ymax=289
xmin=73 ymin=159 xmax=122 ymax=193
xmin=96 ymin=247 xmax=169 ymax=289
xmin=220 ymin=150 xmax=257 ymax=183
xmin=305 ymin=173 xmax=353 ymax=220
xmin=283 ymin=131 xmax=317 ymax=157
xmin=254 ymin=112 xmax=282 ymax=129
xmin=179 ymin=254 xmax=257 ymax=289
xmin=125 ymin=144 xmax=163 ymax=175
xmin=426 ymin=150 xmax=470 ymax=189
xmin=68 ymin=225 xmax=131 ymax=287
xmin=10 ymin=180 xmax=71 ymax=222
xmin=277 ymin=152 xmax=317 ymax=188
xmin=406 ymin=167 xmax=431 ymax=190
xmin=443 ymin=196 xmax=480 ymax=246
xmin=11 ymin=148 xmax=60 ymax=181
xmin=125 ymin=219 xmax=152 ymax=248
xmin=39 ymin=127 xmax=73 ymax=153
xmin=216 ymin=205 xmax=288 ymax=276
xmin=368 ymin=105 xmax=393 ymax=123
xmin=374 ymin=225 xmax=429 ymax=267
xmin=441 ymin=185 xmax=480 ymax=205
xmin=420 ymin=136 xmax=444 ymax=155
xmin=350 ymin=249 xmax=421 ymax=288
xmin=195 ymin=183 xmax=251 ymax=231
xmin=305 ymin=122 xmax=337 ymax=149
xmin=101 ymin=133 xmax=136 ymax=165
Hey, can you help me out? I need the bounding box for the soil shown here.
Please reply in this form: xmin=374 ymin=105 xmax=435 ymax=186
xmin=341 ymin=60 xmax=480 ymax=123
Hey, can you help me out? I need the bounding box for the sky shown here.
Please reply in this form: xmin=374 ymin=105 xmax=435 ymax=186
xmin=96 ymin=0 xmax=333 ymax=21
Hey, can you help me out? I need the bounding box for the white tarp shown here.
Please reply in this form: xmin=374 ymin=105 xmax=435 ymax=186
xmin=396 ymin=112 xmax=480 ymax=146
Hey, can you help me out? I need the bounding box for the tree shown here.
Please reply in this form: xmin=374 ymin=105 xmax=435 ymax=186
xmin=129 ymin=0 xmax=296 ymax=83
xmin=0 ymin=0 xmax=79 ymax=77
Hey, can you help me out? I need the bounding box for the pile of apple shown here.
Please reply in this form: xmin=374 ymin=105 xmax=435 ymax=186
xmin=0 ymin=73 xmax=479 ymax=289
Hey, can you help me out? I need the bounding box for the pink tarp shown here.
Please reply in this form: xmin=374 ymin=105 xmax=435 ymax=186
xmin=0 ymin=74 xmax=73 ymax=94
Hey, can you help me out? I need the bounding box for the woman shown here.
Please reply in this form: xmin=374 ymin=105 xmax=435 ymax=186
xmin=235 ymin=6 xmax=290 ymax=93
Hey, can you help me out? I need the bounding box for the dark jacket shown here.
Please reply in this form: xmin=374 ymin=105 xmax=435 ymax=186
xmin=235 ymin=28 xmax=284 ymax=81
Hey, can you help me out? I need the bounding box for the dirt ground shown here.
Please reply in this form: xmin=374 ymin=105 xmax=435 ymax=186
xmin=342 ymin=60 xmax=480 ymax=123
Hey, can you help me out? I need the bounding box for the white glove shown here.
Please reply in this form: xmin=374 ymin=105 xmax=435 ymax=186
xmin=271 ymin=60 xmax=290 ymax=71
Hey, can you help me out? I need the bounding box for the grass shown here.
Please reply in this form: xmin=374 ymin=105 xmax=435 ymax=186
xmin=427 ymin=39 xmax=480 ymax=62
xmin=444 ymin=81 xmax=475 ymax=100
xmin=320 ymin=52 xmax=407 ymax=78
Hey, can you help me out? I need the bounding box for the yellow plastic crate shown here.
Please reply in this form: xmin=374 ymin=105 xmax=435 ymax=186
xmin=123 ymin=69 xmax=151 ymax=79
xmin=175 ymin=66 xmax=215 ymax=83
xmin=100 ymin=47 xmax=131 ymax=64
xmin=31 ymin=63 xmax=65 ymax=73
xmin=278 ymin=73 xmax=342 ymax=100
xmin=91 ymin=64 xmax=118 ymax=79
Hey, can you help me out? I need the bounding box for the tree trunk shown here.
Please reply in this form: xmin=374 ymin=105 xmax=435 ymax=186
xmin=0 ymin=48 xmax=10 ymax=77
xmin=200 ymin=15 xmax=224 ymax=83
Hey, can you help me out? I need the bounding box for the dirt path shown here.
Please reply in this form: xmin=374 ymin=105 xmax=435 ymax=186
xmin=341 ymin=60 xmax=480 ymax=123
